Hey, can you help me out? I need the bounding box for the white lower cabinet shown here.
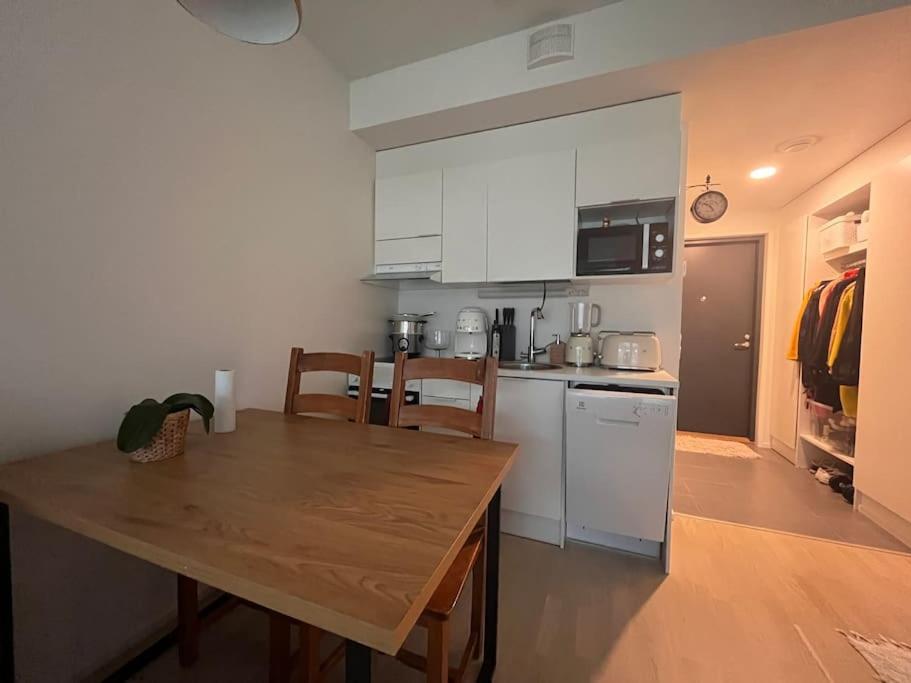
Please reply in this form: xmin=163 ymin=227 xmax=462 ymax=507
xmin=494 ymin=377 xmax=564 ymax=545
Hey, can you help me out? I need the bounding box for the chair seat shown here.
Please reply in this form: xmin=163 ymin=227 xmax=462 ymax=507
xmin=422 ymin=533 xmax=484 ymax=620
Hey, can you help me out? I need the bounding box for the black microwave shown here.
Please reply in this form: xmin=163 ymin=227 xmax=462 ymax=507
xmin=576 ymin=222 xmax=673 ymax=276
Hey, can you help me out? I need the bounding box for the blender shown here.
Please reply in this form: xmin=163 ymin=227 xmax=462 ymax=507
xmin=566 ymin=302 xmax=601 ymax=366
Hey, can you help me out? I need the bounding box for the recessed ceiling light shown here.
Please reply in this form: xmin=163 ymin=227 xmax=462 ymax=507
xmin=749 ymin=166 xmax=777 ymax=180
xmin=776 ymin=135 xmax=820 ymax=154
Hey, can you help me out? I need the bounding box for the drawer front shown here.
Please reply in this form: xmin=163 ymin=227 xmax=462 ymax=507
xmin=422 ymin=378 xmax=471 ymax=400
xmin=375 ymin=236 xmax=442 ymax=266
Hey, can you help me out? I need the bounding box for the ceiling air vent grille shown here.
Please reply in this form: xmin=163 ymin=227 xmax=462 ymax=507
xmin=527 ymin=23 xmax=574 ymax=70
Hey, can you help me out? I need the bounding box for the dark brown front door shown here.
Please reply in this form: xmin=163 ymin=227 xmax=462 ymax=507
xmin=678 ymin=238 xmax=762 ymax=438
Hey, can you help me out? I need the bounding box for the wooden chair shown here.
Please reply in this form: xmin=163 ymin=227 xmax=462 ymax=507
xmin=388 ymin=352 xmax=499 ymax=683
xmin=177 ymin=347 xmax=375 ymax=683
xmin=283 ymin=347 xmax=375 ymax=423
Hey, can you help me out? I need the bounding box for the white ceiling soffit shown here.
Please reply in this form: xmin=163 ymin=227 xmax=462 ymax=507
xmin=298 ymin=0 xmax=618 ymax=79
xmin=349 ymin=0 xmax=911 ymax=148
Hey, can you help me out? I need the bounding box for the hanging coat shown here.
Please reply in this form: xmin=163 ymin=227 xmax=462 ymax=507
xmin=797 ymin=283 xmax=828 ymax=381
xmin=809 ymin=276 xmax=857 ymax=370
xmin=831 ymin=268 xmax=865 ymax=386
xmin=787 ymin=285 xmax=817 ymax=360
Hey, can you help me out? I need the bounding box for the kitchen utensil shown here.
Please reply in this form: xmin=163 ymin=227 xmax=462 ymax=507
xmin=566 ymin=334 xmax=595 ymax=366
xmin=597 ymin=331 xmax=662 ymax=371
xmin=490 ymin=309 xmax=501 ymax=359
xmin=425 ymin=329 xmax=452 ymax=357
xmin=569 ymin=302 xmax=601 ymax=335
xmin=499 ymin=307 xmax=516 ymax=360
xmin=390 ymin=312 xmax=436 ymax=321
xmin=389 ymin=312 xmax=435 ymax=356
xmin=454 ymin=307 xmax=488 ymax=359
xmin=564 ymin=302 xmax=601 ymax=367
xmin=549 ymin=334 xmax=567 ymax=365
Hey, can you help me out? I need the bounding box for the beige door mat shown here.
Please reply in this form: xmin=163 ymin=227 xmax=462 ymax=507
xmin=676 ymin=433 xmax=760 ymax=459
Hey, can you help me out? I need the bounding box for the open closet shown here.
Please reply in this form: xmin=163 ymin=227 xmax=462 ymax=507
xmin=771 ymin=161 xmax=911 ymax=549
xmin=791 ymin=186 xmax=870 ymax=501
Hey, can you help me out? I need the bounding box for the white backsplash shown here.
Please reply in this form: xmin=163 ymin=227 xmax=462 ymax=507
xmin=397 ymin=279 xmax=683 ymax=375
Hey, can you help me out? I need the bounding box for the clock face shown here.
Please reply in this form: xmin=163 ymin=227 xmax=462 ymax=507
xmin=691 ymin=190 xmax=728 ymax=224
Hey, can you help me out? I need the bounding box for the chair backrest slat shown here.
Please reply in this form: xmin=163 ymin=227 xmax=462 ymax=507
xmin=283 ymin=347 xmax=375 ymax=423
xmin=389 ymin=353 xmax=498 ymax=439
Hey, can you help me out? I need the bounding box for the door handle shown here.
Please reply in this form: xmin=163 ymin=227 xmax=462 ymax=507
xmin=733 ymin=333 xmax=751 ymax=350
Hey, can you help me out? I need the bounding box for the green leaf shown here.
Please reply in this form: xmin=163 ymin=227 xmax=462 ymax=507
xmin=163 ymin=393 xmax=214 ymax=434
xmin=117 ymin=400 xmax=169 ymax=453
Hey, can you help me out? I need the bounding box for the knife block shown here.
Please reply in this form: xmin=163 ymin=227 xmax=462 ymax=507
xmin=499 ymin=325 xmax=517 ymax=361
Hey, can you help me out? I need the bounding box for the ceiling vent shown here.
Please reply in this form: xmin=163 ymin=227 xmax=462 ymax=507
xmin=776 ymin=135 xmax=821 ymax=154
xmin=527 ymin=24 xmax=574 ymax=70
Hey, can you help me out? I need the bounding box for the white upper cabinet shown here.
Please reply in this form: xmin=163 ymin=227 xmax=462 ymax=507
xmin=442 ymin=164 xmax=488 ymax=283
xmin=374 ymin=169 xmax=442 ymax=240
xmin=487 ymin=149 xmax=576 ymax=282
xmin=576 ymin=120 xmax=681 ymax=207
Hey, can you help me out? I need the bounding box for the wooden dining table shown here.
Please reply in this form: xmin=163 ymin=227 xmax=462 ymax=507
xmin=0 ymin=409 xmax=517 ymax=683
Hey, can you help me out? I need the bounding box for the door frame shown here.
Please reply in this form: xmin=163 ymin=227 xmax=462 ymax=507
xmin=683 ymin=235 xmax=765 ymax=441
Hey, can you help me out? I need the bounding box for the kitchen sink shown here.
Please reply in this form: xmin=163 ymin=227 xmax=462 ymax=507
xmin=498 ymin=361 xmax=562 ymax=371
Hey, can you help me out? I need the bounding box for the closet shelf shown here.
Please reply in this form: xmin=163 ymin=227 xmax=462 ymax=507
xmin=824 ymin=241 xmax=867 ymax=270
xmin=800 ymin=433 xmax=855 ymax=466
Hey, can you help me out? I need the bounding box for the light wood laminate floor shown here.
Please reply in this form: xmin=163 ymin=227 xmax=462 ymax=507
xmin=131 ymin=516 xmax=911 ymax=682
xmin=674 ymin=439 xmax=909 ymax=553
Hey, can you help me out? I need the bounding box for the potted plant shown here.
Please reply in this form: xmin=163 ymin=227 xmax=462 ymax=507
xmin=117 ymin=393 xmax=214 ymax=463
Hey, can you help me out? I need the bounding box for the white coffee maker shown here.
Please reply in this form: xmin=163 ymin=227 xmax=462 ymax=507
xmin=454 ymin=307 xmax=488 ymax=359
xmin=566 ymin=302 xmax=601 ymax=366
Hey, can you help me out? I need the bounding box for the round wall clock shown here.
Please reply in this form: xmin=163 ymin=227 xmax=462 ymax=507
xmin=689 ymin=175 xmax=728 ymax=224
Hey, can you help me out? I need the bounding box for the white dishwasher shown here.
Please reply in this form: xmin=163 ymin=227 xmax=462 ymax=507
xmin=565 ymin=385 xmax=676 ymax=545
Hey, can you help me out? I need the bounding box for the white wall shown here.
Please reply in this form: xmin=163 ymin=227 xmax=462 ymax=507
xmin=854 ymin=161 xmax=911 ymax=530
xmin=0 ymin=1 xmax=393 ymax=679
xmin=398 ymin=278 xmax=684 ymax=374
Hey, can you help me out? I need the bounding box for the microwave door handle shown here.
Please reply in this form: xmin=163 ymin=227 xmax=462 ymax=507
xmin=641 ymin=223 xmax=650 ymax=271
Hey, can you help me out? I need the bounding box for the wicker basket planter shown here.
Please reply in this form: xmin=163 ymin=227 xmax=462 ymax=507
xmin=130 ymin=409 xmax=190 ymax=464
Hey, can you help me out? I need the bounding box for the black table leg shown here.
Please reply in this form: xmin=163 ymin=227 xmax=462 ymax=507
xmin=478 ymin=487 xmax=500 ymax=683
xmin=0 ymin=503 xmax=14 ymax=683
xmin=345 ymin=640 xmax=371 ymax=683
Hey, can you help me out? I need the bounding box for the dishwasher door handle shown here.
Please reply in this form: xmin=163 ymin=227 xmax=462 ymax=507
xmin=595 ymin=417 xmax=640 ymax=428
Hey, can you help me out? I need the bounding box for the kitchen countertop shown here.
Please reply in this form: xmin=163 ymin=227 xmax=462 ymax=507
xmin=497 ymin=364 xmax=679 ymax=389
xmin=371 ymin=357 xmax=678 ymax=389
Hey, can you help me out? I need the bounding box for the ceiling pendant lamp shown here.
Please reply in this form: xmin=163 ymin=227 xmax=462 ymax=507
xmin=176 ymin=0 xmax=301 ymax=45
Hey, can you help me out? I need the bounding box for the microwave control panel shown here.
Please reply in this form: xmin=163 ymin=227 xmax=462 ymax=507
xmin=645 ymin=222 xmax=672 ymax=272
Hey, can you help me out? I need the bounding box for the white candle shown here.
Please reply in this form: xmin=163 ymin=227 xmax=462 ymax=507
xmin=214 ymin=369 xmax=236 ymax=433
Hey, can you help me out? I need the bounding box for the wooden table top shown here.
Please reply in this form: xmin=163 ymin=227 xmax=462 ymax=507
xmin=0 ymin=409 xmax=517 ymax=654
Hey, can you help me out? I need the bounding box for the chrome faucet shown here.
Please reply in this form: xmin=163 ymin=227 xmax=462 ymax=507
xmin=523 ymin=306 xmax=548 ymax=362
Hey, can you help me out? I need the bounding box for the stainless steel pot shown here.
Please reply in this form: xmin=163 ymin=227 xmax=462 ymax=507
xmin=388 ymin=313 xmax=435 ymax=355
